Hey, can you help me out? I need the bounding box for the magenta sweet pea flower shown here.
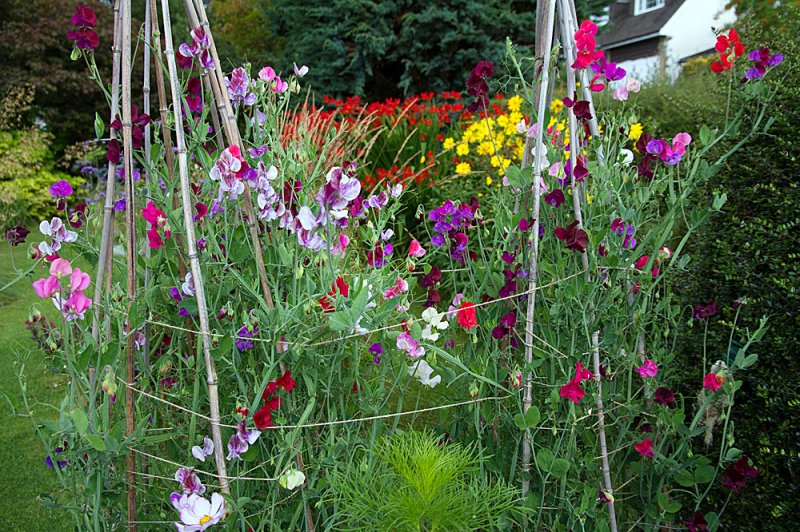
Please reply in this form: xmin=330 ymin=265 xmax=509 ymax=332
xmin=635 ymin=437 xmax=654 ymax=458
xmin=174 ymin=467 xmax=206 ymax=495
xmin=636 ymin=359 xmax=658 ymax=379
xmin=49 ymin=180 xmax=73 ymax=199
xmin=396 ymin=332 xmax=425 ymax=358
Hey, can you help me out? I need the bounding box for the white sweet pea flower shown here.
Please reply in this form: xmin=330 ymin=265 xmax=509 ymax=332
xmin=420 ymin=308 xmax=449 ymax=341
xmin=279 ymin=469 xmax=306 ymax=490
xmin=408 ymin=359 xmax=441 ymax=388
xmin=618 ymin=149 xmax=634 ymax=166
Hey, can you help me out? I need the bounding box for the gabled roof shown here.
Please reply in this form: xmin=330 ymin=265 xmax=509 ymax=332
xmin=598 ymin=0 xmax=688 ymax=49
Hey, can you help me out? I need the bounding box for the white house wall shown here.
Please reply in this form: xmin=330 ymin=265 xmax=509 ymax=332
xmin=660 ymin=0 xmax=737 ymax=78
xmin=618 ymin=56 xmax=662 ymax=80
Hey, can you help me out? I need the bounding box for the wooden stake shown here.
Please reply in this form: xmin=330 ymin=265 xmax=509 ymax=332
xmin=120 ymin=0 xmax=138 ymax=526
xmin=160 ymin=0 xmax=231 ymax=494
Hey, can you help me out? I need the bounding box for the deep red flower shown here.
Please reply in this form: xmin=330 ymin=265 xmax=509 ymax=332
xmin=554 ymin=220 xmax=589 ymax=253
xmin=683 ymin=511 xmax=708 ymax=532
xmin=263 ymin=381 xmax=278 ymax=397
xmin=635 ymin=437 xmax=654 ymax=458
xmin=654 ymin=387 xmax=676 ymax=408
xmin=456 ymin=301 xmax=477 ymax=330
xmin=276 ymin=370 xmax=295 ymax=392
xmin=721 ymin=455 xmax=758 ymax=493
xmin=71 ymin=5 xmax=97 ymax=26
xmin=253 ymin=404 xmax=273 ymax=429
xmin=5 ymin=224 xmax=30 ymax=245
xmin=265 ymin=395 xmax=281 ymax=410
xmin=319 ymin=277 xmax=349 ymax=313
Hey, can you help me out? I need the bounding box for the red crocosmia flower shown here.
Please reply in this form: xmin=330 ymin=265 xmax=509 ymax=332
xmin=456 ymin=301 xmax=477 ymax=330
xmin=319 ymin=277 xmax=349 ymax=313
xmin=703 ymin=372 xmax=724 ymax=392
xmin=721 ymin=455 xmax=758 ymax=493
xmin=554 ymin=220 xmax=589 ymax=253
xmin=275 ymin=370 xmax=295 ymax=392
xmin=635 ymin=437 xmax=654 ymax=458
xmin=253 ymin=405 xmax=273 ymax=429
xmin=559 ymin=379 xmax=585 ymax=404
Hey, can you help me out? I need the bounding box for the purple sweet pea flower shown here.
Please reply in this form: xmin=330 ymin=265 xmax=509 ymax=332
xmin=49 ymin=180 xmax=73 ymax=199
xmin=226 ymin=421 xmax=260 ymax=461
xmin=369 ymin=342 xmax=383 ymax=364
xmin=175 ymin=467 xmax=206 ymax=495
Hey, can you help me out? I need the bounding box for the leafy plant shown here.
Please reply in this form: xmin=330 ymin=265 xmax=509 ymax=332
xmin=327 ymin=431 xmax=522 ymax=530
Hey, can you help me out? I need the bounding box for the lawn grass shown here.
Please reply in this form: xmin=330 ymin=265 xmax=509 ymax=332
xmin=0 ymin=244 xmax=69 ymax=531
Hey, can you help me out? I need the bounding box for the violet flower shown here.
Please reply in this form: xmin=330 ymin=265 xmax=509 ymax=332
xmin=175 ymin=467 xmax=206 ymax=495
xmin=191 ymin=436 xmax=214 ymax=462
xmin=226 ymin=421 xmax=260 ymax=461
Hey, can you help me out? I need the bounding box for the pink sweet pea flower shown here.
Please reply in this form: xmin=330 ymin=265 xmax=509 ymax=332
xmin=258 ymin=66 xmax=276 ymax=82
xmin=408 ymin=239 xmax=426 ymax=258
xmin=703 ymin=372 xmax=724 ymax=392
xmin=70 ymin=268 xmax=91 ymax=292
xmin=49 ymin=258 xmax=73 ymax=278
xmin=636 ymin=359 xmax=658 ymax=379
xmin=273 ymin=76 xmax=288 ymax=93
xmin=559 ymin=379 xmax=585 ymax=404
xmin=383 ymin=277 xmax=409 ymax=299
xmin=396 ymin=332 xmax=425 ymax=358
xmin=635 ymin=437 xmax=654 ymax=458
xmin=574 ymin=361 xmax=593 ymax=381
xmin=293 ymin=63 xmax=309 ymax=77
xmin=33 ymin=276 xmax=61 ymax=298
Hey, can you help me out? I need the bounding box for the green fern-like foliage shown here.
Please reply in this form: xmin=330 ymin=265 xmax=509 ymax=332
xmin=327 ymin=431 xmax=521 ymax=531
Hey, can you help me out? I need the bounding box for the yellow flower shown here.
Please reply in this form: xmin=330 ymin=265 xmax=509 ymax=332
xmin=587 ymin=193 xmax=593 ymax=205
xmin=486 ymin=176 xmax=493 ymax=186
xmin=477 ymin=141 xmax=494 ymax=156
xmin=550 ymin=99 xmax=564 ymax=114
xmin=443 ymin=137 xmax=455 ymax=150
xmin=502 ymin=158 xmax=512 ymax=170
xmin=509 ymin=111 xmax=523 ymax=126
xmin=497 ymin=115 xmax=509 ymax=128
xmin=507 ymin=95 xmax=523 ymax=112
xmin=548 ymin=116 xmax=557 ymax=129
xmin=419 ymin=154 xmax=426 ymax=164
xmin=556 ymin=120 xmax=566 ymax=131
xmin=490 ymin=155 xmax=501 ymax=168
xmin=628 ymin=122 xmax=643 ymax=142
xmin=455 ymin=162 xmax=472 ymax=175
xmin=456 ymin=143 xmax=470 ymax=156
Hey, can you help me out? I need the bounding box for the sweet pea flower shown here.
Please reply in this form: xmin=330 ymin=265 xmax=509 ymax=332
xmin=456 ymin=301 xmax=477 ymax=330
xmin=636 ymin=359 xmax=658 ymax=379
xmin=258 ymin=66 xmax=276 ymax=81
xmin=635 ymin=437 xmax=654 ymax=458
xmin=33 ymin=275 xmax=61 ymax=298
xmin=171 ymin=492 xmax=225 ymax=531
xmin=420 ymin=307 xmax=448 ymax=341
xmin=703 ymin=372 xmax=724 ymax=392
xmin=226 ymin=421 xmax=260 ymax=461
xmin=279 ymin=469 xmax=306 ymax=490
xmin=383 ymin=277 xmax=409 ymax=300
xmin=397 ymin=332 xmax=425 ymax=358
xmin=50 ymin=258 xmax=73 ymax=278
xmin=175 ymin=467 xmax=206 ymax=495
xmin=559 ymin=379 xmax=585 ymax=404
xmin=408 ymin=239 xmax=426 ymax=258
xmin=49 ymin=180 xmax=73 ymax=199
xmin=293 ymin=63 xmax=309 ymax=77
xmin=369 ymin=343 xmax=383 ymax=364
xmin=408 ymin=359 xmax=441 ymax=388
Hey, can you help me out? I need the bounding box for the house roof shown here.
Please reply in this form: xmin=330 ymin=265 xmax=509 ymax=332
xmin=598 ymin=0 xmax=688 ymax=49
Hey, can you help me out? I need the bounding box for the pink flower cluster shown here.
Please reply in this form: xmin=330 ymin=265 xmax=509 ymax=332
xmin=572 ymin=20 xmax=603 ymax=70
xmin=32 ymin=259 xmax=93 ymax=321
xmin=177 ymin=27 xmax=213 ymax=70
xmin=559 ymin=362 xmax=594 ymax=404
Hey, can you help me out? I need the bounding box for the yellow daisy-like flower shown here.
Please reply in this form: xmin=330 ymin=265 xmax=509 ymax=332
xmin=443 ymin=137 xmax=455 ymax=150
xmin=509 ymin=111 xmax=523 ymax=126
xmin=507 ymin=95 xmax=523 ymax=113
xmin=628 ymin=122 xmax=643 ymax=141
xmin=419 ymin=154 xmax=426 ymax=164
xmin=550 ymin=99 xmax=564 ymax=114
xmin=486 ymin=176 xmax=493 ymax=186
xmin=548 ymin=116 xmax=557 ymax=129
xmin=556 ymin=120 xmax=566 ymax=132
xmin=490 ymin=155 xmax=502 ymax=168
xmin=497 ymin=115 xmax=509 ymax=128
xmin=455 ymin=162 xmax=472 ymax=175
xmin=456 ymin=143 xmax=470 ymax=156
xmin=477 ymin=141 xmax=494 ymax=156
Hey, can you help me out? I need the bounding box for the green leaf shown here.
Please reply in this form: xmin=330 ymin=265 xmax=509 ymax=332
xmin=550 ymin=459 xmax=570 ymax=479
xmin=328 ymin=311 xmax=352 ymax=332
xmin=71 ymin=409 xmax=89 ymax=435
xmin=504 ymin=166 xmax=532 ymax=188
xmin=85 ymin=434 xmax=106 ymax=451
xmin=699 ymin=125 xmax=713 ymax=146
xmin=94 ymin=112 xmax=105 ymax=139
xmin=666 ymin=501 xmax=682 ymax=513
xmin=736 ymin=353 xmax=758 ymax=369
xmin=695 ymin=465 xmax=715 ymax=484
xmin=513 ymin=406 xmax=541 ymax=430
xmin=674 ymin=469 xmax=696 ymax=487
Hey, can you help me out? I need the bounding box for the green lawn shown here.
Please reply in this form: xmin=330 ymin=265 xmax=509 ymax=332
xmin=0 ymin=244 xmax=69 ymax=530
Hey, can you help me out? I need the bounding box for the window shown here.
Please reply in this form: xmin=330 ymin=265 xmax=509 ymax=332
xmin=634 ymin=0 xmax=665 ymax=15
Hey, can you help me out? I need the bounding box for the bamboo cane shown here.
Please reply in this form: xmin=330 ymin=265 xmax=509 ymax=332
xmin=160 ymin=0 xmax=231 ymax=494
xmin=143 ymin=0 xmax=152 ymax=369
xmin=120 ymin=0 xmax=138 ymax=526
xmin=184 ymin=0 xmax=275 ymax=310
xmin=557 ymin=1 xmax=617 ymax=529
xmin=92 ymin=0 xmax=123 ymax=343
xmin=521 ymin=0 xmax=557 ymax=500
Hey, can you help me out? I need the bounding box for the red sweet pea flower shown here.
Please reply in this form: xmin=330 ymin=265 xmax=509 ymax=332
xmin=319 ymin=277 xmax=349 ymax=313
xmin=574 ymin=361 xmax=593 ymax=381
xmin=721 ymin=455 xmax=758 ymax=493
xmin=554 ymin=220 xmax=589 ymax=253
xmin=456 ymin=301 xmax=477 ymax=330
xmin=253 ymin=404 xmax=273 ymax=429
xmin=635 ymin=437 xmax=654 ymax=458
xmin=559 ymin=379 xmax=585 ymax=404
xmin=711 ymin=28 xmax=746 ymax=73
xmin=275 ymin=370 xmax=295 ymax=392
xmin=703 ymin=372 xmax=724 ymax=392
